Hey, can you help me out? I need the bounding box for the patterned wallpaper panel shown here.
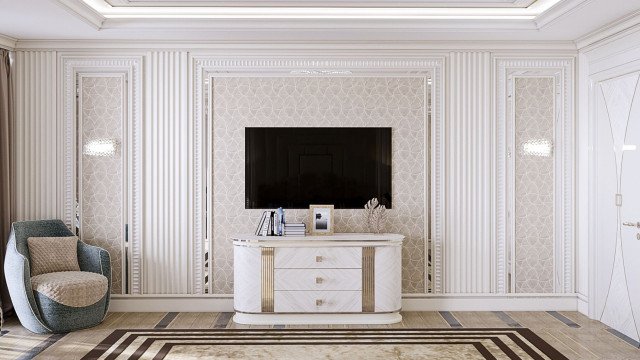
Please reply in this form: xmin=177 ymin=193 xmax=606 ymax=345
xmin=79 ymin=76 xmax=124 ymax=294
xmin=211 ymin=77 xmax=428 ymax=294
xmin=514 ymin=77 xmax=555 ymax=293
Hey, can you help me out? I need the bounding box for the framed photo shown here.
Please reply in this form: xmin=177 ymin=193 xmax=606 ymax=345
xmin=309 ymin=205 xmax=334 ymax=235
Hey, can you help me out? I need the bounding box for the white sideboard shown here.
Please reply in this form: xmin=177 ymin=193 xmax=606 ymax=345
xmin=232 ymin=233 xmax=404 ymax=325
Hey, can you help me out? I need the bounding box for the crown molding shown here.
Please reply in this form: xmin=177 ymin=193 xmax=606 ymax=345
xmin=12 ymin=39 xmax=577 ymax=51
xmin=575 ymin=9 xmax=640 ymax=51
xmin=55 ymin=0 xmax=106 ymax=29
xmin=0 ymin=34 xmax=17 ymax=50
xmin=534 ymin=0 xmax=592 ymax=29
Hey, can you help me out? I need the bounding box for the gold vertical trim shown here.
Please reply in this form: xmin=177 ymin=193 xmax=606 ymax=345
xmin=362 ymin=246 xmax=375 ymax=312
xmin=261 ymin=247 xmax=274 ymax=312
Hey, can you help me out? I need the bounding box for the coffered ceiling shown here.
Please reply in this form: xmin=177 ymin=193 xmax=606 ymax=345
xmin=0 ymin=0 xmax=638 ymax=43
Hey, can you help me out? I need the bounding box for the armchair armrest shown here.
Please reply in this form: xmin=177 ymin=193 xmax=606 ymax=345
xmin=77 ymin=241 xmax=111 ymax=285
xmin=4 ymin=230 xmax=51 ymax=333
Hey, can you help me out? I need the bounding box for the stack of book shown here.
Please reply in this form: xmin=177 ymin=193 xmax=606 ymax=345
xmin=284 ymin=223 xmax=306 ymax=237
xmin=255 ymin=208 xmax=285 ymax=236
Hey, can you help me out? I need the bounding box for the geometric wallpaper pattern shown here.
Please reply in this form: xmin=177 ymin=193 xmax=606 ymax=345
xmin=513 ymin=77 xmax=555 ymax=293
xmin=79 ymin=76 xmax=124 ymax=294
xmin=211 ymin=77 xmax=428 ymax=294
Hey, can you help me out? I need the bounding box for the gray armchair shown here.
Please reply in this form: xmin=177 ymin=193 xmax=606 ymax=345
xmin=4 ymin=220 xmax=111 ymax=333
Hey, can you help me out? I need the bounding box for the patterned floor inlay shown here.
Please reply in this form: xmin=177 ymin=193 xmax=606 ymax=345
xmin=546 ymin=312 xmax=580 ymax=328
xmin=606 ymin=328 xmax=640 ymax=348
xmin=213 ymin=312 xmax=234 ymax=329
xmin=493 ymin=312 xmax=522 ymax=328
xmin=439 ymin=311 xmax=463 ymax=328
xmin=17 ymin=333 xmax=66 ymax=360
xmin=82 ymin=328 xmax=568 ymax=359
xmin=155 ymin=313 xmax=179 ymax=329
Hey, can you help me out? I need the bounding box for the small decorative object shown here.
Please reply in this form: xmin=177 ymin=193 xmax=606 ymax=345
xmin=309 ymin=205 xmax=334 ymax=235
xmin=364 ymin=198 xmax=387 ymax=234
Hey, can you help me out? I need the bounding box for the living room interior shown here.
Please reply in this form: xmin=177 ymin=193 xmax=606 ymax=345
xmin=0 ymin=0 xmax=639 ymax=359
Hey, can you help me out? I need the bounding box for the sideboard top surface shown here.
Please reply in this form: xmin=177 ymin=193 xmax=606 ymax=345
xmin=231 ymin=233 xmax=405 ymax=247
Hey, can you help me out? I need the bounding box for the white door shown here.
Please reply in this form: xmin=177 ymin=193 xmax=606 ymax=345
xmin=595 ymin=71 xmax=640 ymax=342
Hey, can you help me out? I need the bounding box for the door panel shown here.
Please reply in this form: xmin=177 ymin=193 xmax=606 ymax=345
xmin=620 ymin=77 xmax=640 ymax=340
xmin=595 ymin=71 xmax=640 ymax=341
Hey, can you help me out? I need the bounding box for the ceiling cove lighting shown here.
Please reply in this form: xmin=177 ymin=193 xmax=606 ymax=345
xmin=80 ymin=0 xmax=563 ymax=19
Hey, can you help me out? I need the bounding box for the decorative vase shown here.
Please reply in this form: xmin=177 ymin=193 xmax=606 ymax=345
xmin=364 ymin=198 xmax=387 ymax=234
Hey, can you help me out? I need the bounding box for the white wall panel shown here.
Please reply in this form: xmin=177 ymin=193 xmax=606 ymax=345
xmin=143 ymin=51 xmax=192 ymax=294
xmin=13 ymin=51 xmax=62 ymax=221
xmin=445 ymin=52 xmax=493 ymax=293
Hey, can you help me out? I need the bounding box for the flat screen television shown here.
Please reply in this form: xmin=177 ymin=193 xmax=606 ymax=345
xmin=245 ymin=127 xmax=392 ymax=209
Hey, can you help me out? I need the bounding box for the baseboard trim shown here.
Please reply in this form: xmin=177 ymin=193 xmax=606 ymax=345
xmin=109 ymin=295 xmax=234 ymax=312
xmin=402 ymin=294 xmax=579 ymax=311
xmin=109 ymin=294 xmax=579 ymax=312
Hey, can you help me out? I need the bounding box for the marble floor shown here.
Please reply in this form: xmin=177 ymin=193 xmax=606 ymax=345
xmin=0 ymin=311 xmax=639 ymax=359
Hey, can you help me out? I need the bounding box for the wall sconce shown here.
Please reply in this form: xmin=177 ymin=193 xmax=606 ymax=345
xmin=521 ymin=138 xmax=553 ymax=157
xmin=83 ymin=138 xmax=119 ymax=157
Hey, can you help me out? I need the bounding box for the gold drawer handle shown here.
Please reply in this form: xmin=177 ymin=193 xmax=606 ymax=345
xmin=315 ymin=256 xmax=323 ymax=263
xmin=316 ymin=299 xmax=324 ymax=306
xmin=315 ymin=277 xmax=323 ymax=284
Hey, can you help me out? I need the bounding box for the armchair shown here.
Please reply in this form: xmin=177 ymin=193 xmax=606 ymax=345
xmin=4 ymin=219 xmax=111 ymax=333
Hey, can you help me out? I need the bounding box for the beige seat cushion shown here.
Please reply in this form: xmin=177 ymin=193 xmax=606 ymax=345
xmin=27 ymin=236 xmax=81 ymax=276
xmin=31 ymin=271 xmax=108 ymax=308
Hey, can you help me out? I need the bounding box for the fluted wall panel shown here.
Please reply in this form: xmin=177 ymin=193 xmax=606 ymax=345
xmin=445 ymin=52 xmax=493 ymax=293
xmin=13 ymin=51 xmax=62 ymax=221
xmin=143 ymin=51 xmax=192 ymax=294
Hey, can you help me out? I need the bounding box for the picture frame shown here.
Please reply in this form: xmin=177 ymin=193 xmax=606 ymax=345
xmin=309 ymin=205 xmax=334 ymax=235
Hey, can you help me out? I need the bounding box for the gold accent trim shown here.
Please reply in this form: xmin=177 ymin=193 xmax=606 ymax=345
xmin=362 ymin=246 xmax=375 ymax=312
xmin=261 ymin=247 xmax=275 ymax=312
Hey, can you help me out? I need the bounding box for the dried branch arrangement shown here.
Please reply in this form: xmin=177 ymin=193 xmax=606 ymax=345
xmin=364 ymin=198 xmax=387 ymax=234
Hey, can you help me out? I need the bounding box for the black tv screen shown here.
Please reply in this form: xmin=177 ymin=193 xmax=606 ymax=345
xmin=245 ymin=127 xmax=392 ymax=209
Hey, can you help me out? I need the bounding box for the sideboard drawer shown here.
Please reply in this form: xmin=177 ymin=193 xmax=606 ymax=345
xmin=274 ymin=291 xmax=362 ymax=313
xmin=275 ymin=247 xmax=361 ymax=269
xmin=275 ymin=269 xmax=362 ymax=291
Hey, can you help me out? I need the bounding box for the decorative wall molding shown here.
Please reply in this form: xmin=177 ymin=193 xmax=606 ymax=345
xmin=142 ymin=51 xmax=192 ymax=294
xmin=61 ymin=55 xmax=143 ymax=293
xmin=13 ymin=51 xmax=61 ymax=222
xmin=192 ymin=56 xmax=445 ymax=294
xmin=445 ymin=51 xmax=493 ymax=293
xmin=495 ymin=57 xmax=575 ymax=294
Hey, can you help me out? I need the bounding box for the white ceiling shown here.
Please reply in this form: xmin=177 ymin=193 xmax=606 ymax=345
xmin=0 ymin=0 xmax=638 ymax=43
